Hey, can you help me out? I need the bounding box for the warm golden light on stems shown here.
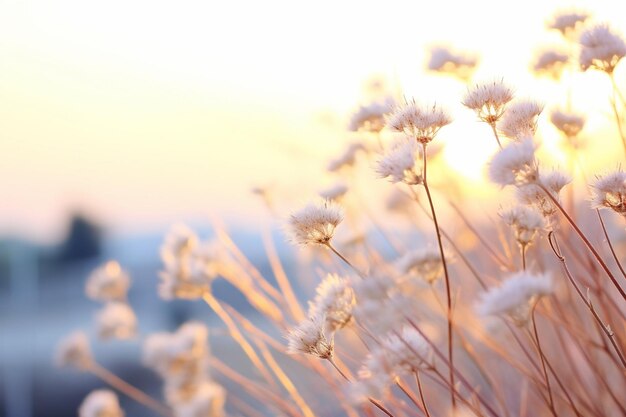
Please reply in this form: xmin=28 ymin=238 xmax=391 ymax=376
xmin=420 ymin=141 xmax=456 ymax=409
xmin=87 ymin=362 xmax=173 ymax=417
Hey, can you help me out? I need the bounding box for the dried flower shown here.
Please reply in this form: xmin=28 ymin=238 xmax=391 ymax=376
xmin=55 ymin=331 xmax=93 ymax=370
xmin=96 ymin=302 xmax=137 ymax=340
xmin=308 ymin=273 xmax=355 ymax=332
xmin=500 ymin=205 xmax=545 ymax=247
xmin=349 ymin=98 xmax=394 ymax=133
xmin=550 ymin=109 xmax=586 ymax=139
xmin=427 ymin=46 xmax=478 ymax=80
xmin=386 ymin=100 xmax=452 ymax=144
xmin=478 ymin=271 xmax=553 ymax=326
xmin=78 ymin=390 xmax=125 ymax=417
xmin=580 ymin=24 xmax=626 ymax=73
xmin=143 ymin=322 xmax=209 ymax=379
xmin=498 ymin=100 xmax=544 ymax=140
xmin=462 ymin=79 xmax=514 ymax=125
xmin=488 ymin=139 xmax=539 ymax=186
xmin=319 ymin=182 xmax=349 ymax=202
xmin=516 ymin=170 xmax=571 ymax=220
xmin=590 ymin=170 xmax=626 ymax=216
xmin=548 ymin=11 xmax=589 ymax=37
xmin=158 ymin=226 xmax=221 ymax=300
xmin=532 ymin=49 xmax=570 ymax=79
xmin=288 ymin=200 xmax=343 ymax=246
xmin=396 ymin=247 xmax=444 ymax=284
xmin=286 ymin=316 xmax=334 ymax=359
xmin=85 ymin=261 xmax=130 ymax=302
xmin=173 ymin=381 xmax=226 ymax=417
xmin=376 ymin=138 xmax=422 ymax=185
xmin=327 ymin=142 xmax=368 ymax=172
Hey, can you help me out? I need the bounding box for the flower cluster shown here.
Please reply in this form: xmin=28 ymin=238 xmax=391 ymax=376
xmin=288 ymin=200 xmax=344 ymax=246
xmin=591 ymin=170 xmax=626 ymax=216
xmin=386 ymin=101 xmax=452 ymax=144
xmin=348 ymin=97 xmax=394 ymax=133
xmin=579 ymin=24 xmax=626 ymax=73
xmin=376 ymin=138 xmax=423 ymax=185
xmin=427 ymin=46 xmax=478 ymax=80
xmin=463 ymin=79 xmax=515 ymax=125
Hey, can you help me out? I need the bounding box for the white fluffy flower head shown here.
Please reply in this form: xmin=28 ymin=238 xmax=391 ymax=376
xmin=349 ymin=98 xmax=394 ymax=133
xmin=288 ymin=200 xmax=343 ymax=245
xmin=478 ymin=271 xmax=553 ymax=326
xmin=319 ymin=182 xmax=349 ymax=202
xmin=550 ymin=109 xmax=586 ymax=140
xmin=516 ymin=170 xmax=571 ymax=221
xmin=548 ymin=11 xmax=589 ymax=37
xmin=580 ymin=24 xmax=626 ymax=73
xmin=327 ymin=142 xmax=368 ymax=172
xmin=55 ymin=331 xmax=93 ymax=370
xmin=498 ymin=100 xmax=544 ymax=140
xmin=488 ymin=139 xmax=539 ymax=186
xmin=396 ymin=247 xmax=444 ymax=284
xmin=591 ymin=170 xmax=626 ymax=216
xmin=428 ymin=46 xmax=478 ymax=80
xmin=386 ymin=100 xmax=452 ymax=144
xmin=462 ymin=79 xmax=514 ymax=124
xmin=79 ymin=390 xmax=124 ymax=417
xmin=286 ymin=316 xmax=334 ymax=359
xmin=500 ymin=205 xmax=545 ymax=247
xmin=85 ymin=261 xmax=130 ymax=302
xmin=533 ymin=49 xmax=569 ymax=79
xmin=96 ymin=302 xmax=137 ymax=340
xmin=376 ymin=138 xmax=422 ymax=185
xmin=308 ymin=273 xmax=355 ymax=332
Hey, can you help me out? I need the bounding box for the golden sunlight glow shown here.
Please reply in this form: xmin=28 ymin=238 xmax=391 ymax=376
xmin=1 ymin=0 xmax=625 ymax=240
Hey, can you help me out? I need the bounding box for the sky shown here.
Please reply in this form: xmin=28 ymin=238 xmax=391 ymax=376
xmin=1 ymin=0 xmax=625 ymax=242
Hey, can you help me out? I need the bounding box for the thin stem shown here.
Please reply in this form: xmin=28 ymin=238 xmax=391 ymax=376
xmin=596 ymin=209 xmax=626 ymax=280
xmin=88 ymin=362 xmax=173 ymax=417
xmin=325 ymin=242 xmax=366 ymax=278
xmin=490 ymin=122 xmax=503 ymax=149
xmin=530 ymin=308 xmax=557 ymax=417
xmin=420 ymin=142 xmax=456 ymax=409
xmin=521 ymin=244 xmax=527 ymax=271
xmin=539 ymin=183 xmax=626 ymax=301
xmin=415 ymin=371 xmax=432 ymax=417
xmin=548 ymin=233 xmax=626 ymax=368
xmin=395 ymin=380 xmax=426 ymax=415
xmin=609 ymin=72 xmax=626 ymax=156
xmin=326 ymin=357 xmax=395 ymax=417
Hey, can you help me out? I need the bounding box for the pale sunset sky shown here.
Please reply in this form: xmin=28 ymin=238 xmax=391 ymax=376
xmin=1 ymin=0 xmax=624 ymax=242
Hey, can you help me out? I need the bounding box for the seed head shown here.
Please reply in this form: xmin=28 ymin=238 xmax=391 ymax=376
xmin=580 ymin=24 xmax=626 ymax=73
xmin=287 ymin=200 xmax=343 ymax=246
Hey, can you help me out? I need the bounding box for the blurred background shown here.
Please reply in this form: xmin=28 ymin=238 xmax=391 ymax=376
xmin=1 ymin=0 xmax=625 ymax=416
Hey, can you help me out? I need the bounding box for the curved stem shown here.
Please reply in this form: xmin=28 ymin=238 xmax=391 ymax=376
xmin=420 ymin=142 xmax=456 ymax=409
xmin=539 ymin=184 xmax=626 ymax=301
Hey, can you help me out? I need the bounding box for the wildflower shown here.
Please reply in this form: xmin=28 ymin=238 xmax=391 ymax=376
xmin=488 ymin=138 xmax=538 ymax=186
xmin=319 ymin=182 xmax=349 ymax=202
xmin=478 ymin=271 xmax=553 ymax=326
xmin=158 ymin=226 xmax=221 ymax=300
xmin=349 ymin=98 xmax=394 ymax=133
xmin=96 ymin=302 xmax=137 ymax=340
xmin=327 ymin=142 xmax=368 ymax=172
xmin=173 ymin=381 xmax=226 ymax=417
xmin=548 ymin=11 xmax=589 ymax=37
xmin=500 ymin=205 xmax=545 ymax=247
xmin=498 ymin=100 xmax=544 ymax=140
xmin=379 ymin=326 xmax=431 ymax=372
xmin=55 ymin=331 xmax=92 ymax=370
xmin=427 ymin=46 xmax=478 ymax=80
xmin=590 ymin=170 xmax=626 ymax=216
xmin=386 ymin=100 xmax=452 ymax=144
xmin=550 ymin=109 xmax=586 ymax=139
xmin=143 ymin=322 xmax=209 ymax=379
xmin=85 ymin=261 xmax=130 ymax=302
xmin=579 ymin=24 xmax=626 ymax=73
xmin=308 ymin=273 xmax=355 ymax=332
xmin=462 ymin=79 xmax=514 ymax=125
xmin=286 ymin=316 xmax=334 ymax=359
xmin=375 ymin=138 xmax=422 ymax=185
xmin=396 ymin=247 xmax=444 ymax=284
xmin=532 ymin=49 xmax=569 ymax=79
xmin=516 ymin=170 xmax=571 ymax=219
xmin=287 ymin=200 xmax=343 ymax=246
xmin=78 ymin=390 xmax=124 ymax=417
